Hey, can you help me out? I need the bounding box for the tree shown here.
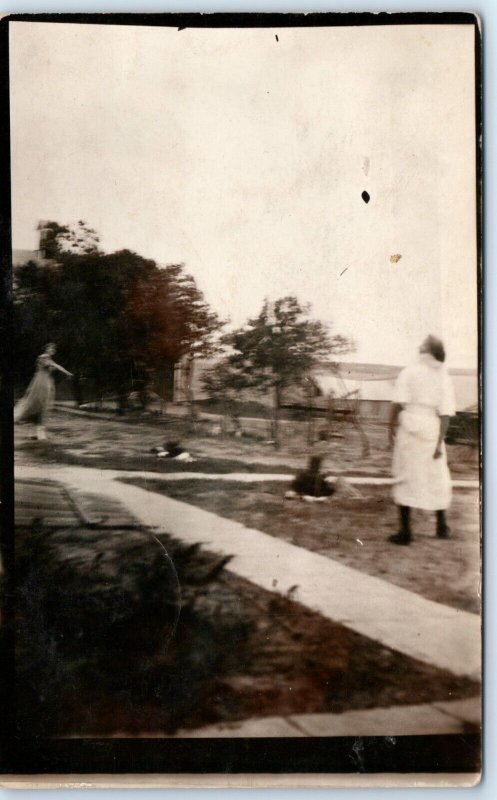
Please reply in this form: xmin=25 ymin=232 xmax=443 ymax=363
xmin=203 ymin=297 xmax=353 ymax=445
xmin=126 ymin=265 xmax=221 ymax=366
xmin=38 ymin=220 xmax=101 ymax=259
xmin=14 ymin=249 xmax=154 ymax=406
xmin=201 ymin=359 xmax=253 ymax=435
xmin=126 ymin=265 xmax=223 ymax=414
xmin=14 ymin=224 xmax=223 ymax=412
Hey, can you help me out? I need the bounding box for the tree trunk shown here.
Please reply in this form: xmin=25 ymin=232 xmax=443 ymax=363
xmin=271 ymin=385 xmax=281 ymax=448
xmin=159 ymin=371 xmax=165 ymax=416
xmin=222 ymin=397 xmax=232 ymax=438
xmin=185 ymin=355 xmax=197 ymax=425
xmin=353 ymin=410 xmax=370 ymax=458
xmin=306 ymin=388 xmax=315 ymax=445
xmin=138 ymin=381 xmax=149 ymax=412
xmin=72 ymin=373 xmax=83 ymax=407
xmin=117 ymin=393 xmax=128 ymax=416
xmin=326 ymin=395 xmax=334 ymax=438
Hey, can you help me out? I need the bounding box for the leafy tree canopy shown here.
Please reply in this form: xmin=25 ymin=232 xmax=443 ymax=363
xmin=38 ymin=220 xmax=101 ymax=258
xmin=14 ymin=224 xmax=223 ymax=405
xmin=204 ymin=296 xmax=353 ymax=402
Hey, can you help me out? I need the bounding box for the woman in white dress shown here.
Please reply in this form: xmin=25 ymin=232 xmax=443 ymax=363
xmin=388 ymin=335 xmax=456 ymax=545
xmin=14 ymin=343 xmax=73 ymax=440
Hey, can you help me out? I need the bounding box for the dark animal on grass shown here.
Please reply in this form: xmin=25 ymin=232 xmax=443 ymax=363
xmin=164 ymin=441 xmax=184 ymax=458
xmin=292 ymin=456 xmax=335 ymax=498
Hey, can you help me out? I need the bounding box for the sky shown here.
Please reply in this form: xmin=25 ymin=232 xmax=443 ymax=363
xmin=9 ymin=21 xmax=478 ymax=368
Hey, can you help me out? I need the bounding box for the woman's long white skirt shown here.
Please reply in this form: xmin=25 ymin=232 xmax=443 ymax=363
xmin=392 ymin=409 xmax=452 ymax=511
xmin=14 ymin=371 xmax=55 ymax=425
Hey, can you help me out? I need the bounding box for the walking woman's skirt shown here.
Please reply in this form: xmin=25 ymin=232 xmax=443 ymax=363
xmin=392 ymin=408 xmax=452 ymax=511
xmin=14 ymin=371 xmax=55 ymax=425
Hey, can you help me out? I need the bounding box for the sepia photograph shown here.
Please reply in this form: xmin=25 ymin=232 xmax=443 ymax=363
xmin=1 ymin=12 xmax=481 ymax=785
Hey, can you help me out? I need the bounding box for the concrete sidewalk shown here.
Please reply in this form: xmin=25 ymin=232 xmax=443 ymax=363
xmin=165 ymin=697 xmax=481 ymax=738
xmin=87 ymin=697 xmax=480 ymax=739
xmin=79 ymin=467 xmax=478 ymax=489
xmin=58 ymin=697 xmax=481 ymax=745
xmin=16 ymin=464 xmax=481 ymax=682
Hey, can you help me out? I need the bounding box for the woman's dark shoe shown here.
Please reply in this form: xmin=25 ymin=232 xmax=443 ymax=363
xmin=436 ymin=511 xmax=450 ymax=539
xmin=388 ymin=533 xmax=411 ymax=545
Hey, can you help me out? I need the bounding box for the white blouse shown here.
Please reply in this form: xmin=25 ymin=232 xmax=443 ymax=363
xmin=394 ymin=353 xmax=456 ymax=417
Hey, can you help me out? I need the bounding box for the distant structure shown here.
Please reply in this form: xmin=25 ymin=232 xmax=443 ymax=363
xmin=173 ymin=358 xmax=478 ymax=419
xmin=37 ymin=220 xmax=56 ymax=260
xmin=11 ymin=247 xmax=43 ymax=267
xmin=12 ymin=221 xmax=50 ymax=267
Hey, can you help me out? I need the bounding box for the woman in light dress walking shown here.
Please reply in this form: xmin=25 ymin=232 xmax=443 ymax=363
xmin=14 ymin=343 xmax=73 ymax=440
xmin=388 ymin=335 xmax=456 ymax=545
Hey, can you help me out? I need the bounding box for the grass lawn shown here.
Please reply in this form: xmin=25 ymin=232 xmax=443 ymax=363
xmin=15 ymin=409 xmax=480 ymax=614
xmin=14 ymin=414 xmax=480 ymax=734
xmin=15 ymin=408 xmax=479 ymax=481
xmin=16 ymin=513 xmax=480 ymax=737
xmin=122 ymin=478 xmax=481 ymax=615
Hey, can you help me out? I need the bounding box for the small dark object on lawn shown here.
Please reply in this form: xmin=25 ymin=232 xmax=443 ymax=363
xmin=292 ymin=455 xmax=334 ymax=498
xmin=164 ymin=441 xmax=185 ymax=458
